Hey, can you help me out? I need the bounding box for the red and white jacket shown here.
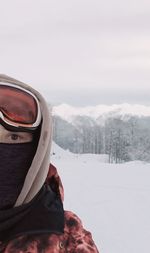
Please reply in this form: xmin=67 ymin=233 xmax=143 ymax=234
xmin=0 ymin=164 xmax=99 ymax=253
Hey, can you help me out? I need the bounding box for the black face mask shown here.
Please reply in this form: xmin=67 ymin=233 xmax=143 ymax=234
xmin=0 ymin=142 xmax=36 ymax=210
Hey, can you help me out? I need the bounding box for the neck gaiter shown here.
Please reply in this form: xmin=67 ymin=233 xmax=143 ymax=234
xmin=0 ymin=142 xmax=36 ymax=210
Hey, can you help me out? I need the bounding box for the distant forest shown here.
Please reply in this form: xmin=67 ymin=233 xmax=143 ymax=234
xmin=53 ymin=115 xmax=150 ymax=163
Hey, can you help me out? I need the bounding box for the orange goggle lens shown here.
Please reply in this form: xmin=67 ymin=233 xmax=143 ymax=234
xmin=0 ymin=84 xmax=41 ymax=128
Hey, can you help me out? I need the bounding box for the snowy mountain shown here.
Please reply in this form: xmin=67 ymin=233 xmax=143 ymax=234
xmin=52 ymin=103 xmax=150 ymax=124
xmin=51 ymin=104 xmax=150 ymax=162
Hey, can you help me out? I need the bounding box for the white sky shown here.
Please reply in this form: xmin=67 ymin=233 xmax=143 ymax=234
xmin=0 ymin=0 xmax=150 ymax=106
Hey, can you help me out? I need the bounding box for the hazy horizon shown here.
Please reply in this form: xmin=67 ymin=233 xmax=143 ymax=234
xmin=41 ymin=88 xmax=150 ymax=107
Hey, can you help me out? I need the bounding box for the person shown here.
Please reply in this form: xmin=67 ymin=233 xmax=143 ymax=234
xmin=0 ymin=74 xmax=99 ymax=253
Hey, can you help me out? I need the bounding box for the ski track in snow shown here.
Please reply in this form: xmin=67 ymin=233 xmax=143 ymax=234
xmin=51 ymin=142 xmax=150 ymax=253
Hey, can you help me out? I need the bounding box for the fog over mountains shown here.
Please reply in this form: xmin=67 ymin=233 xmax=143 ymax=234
xmin=53 ymin=103 xmax=150 ymax=120
xmin=52 ymin=104 xmax=150 ymax=163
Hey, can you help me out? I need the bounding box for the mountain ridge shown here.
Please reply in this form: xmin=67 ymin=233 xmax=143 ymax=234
xmin=52 ymin=103 xmax=150 ymax=123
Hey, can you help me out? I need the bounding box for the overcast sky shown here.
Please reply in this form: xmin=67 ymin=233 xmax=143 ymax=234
xmin=0 ymin=0 xmax=149 ymax=106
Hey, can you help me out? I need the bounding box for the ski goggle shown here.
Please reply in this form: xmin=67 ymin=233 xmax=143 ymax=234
xmin=0 ymin=83 xmax=41 ymax=130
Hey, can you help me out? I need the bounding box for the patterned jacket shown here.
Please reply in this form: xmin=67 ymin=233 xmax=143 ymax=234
xmin=0 ymin=164 xmax=99 ymax=253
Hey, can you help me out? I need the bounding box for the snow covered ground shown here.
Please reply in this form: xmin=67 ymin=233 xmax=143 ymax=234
xmin=51 ymin=142 xmax=150 ymax=253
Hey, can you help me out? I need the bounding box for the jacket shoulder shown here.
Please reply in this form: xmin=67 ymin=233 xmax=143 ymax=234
xmin=64 ymin=210 xmax=99 ymax=253
xmin=2 ymin=212 xmax=99 ymax=253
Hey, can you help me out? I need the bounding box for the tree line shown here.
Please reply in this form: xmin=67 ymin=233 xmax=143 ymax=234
xmin=53 ymin=115 xmax=150 ymax=163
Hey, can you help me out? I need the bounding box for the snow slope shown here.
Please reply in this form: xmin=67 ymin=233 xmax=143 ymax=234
xmin=51 ymin=142 xmax=150 ymax=253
